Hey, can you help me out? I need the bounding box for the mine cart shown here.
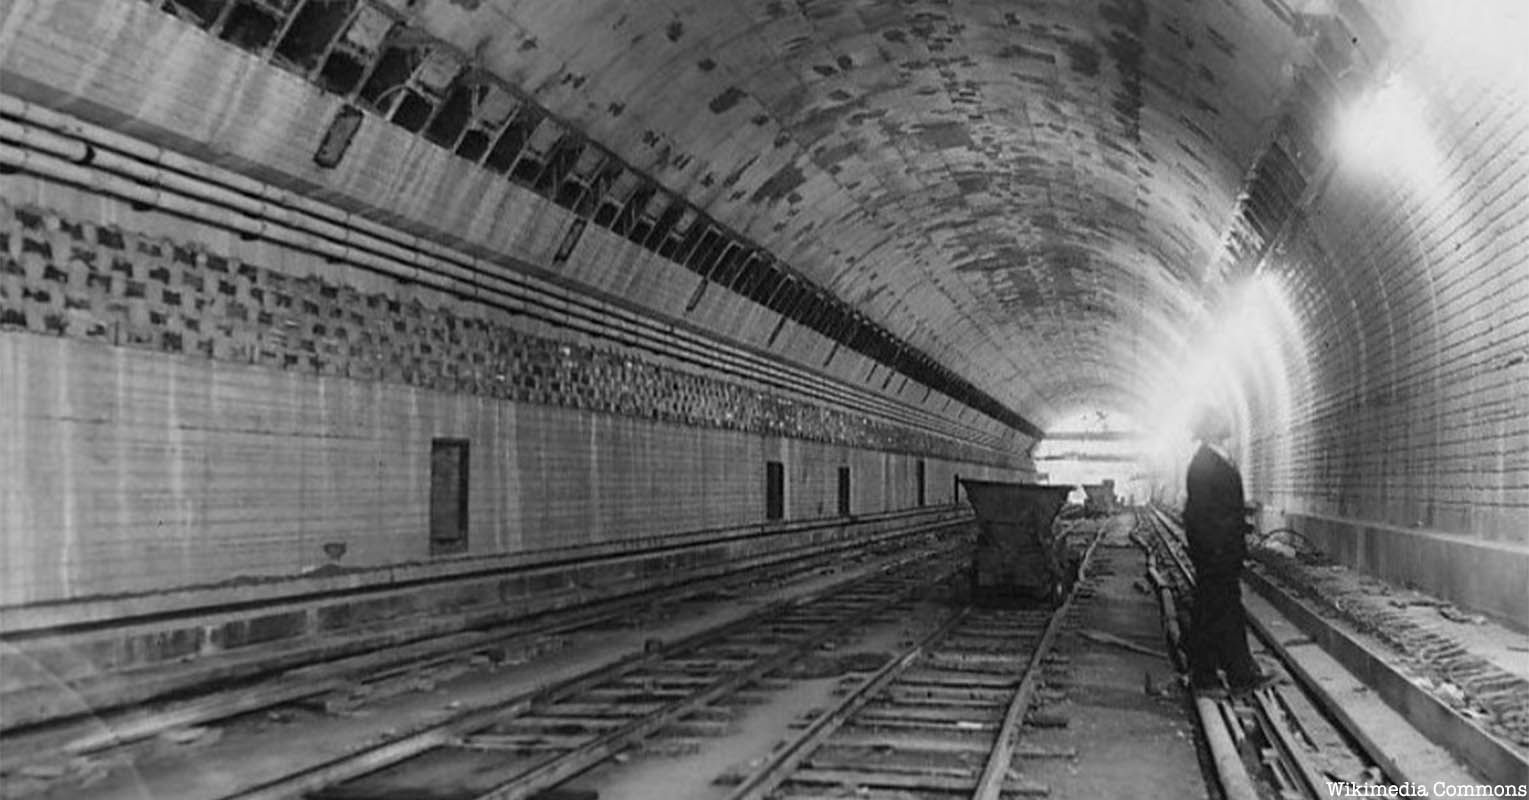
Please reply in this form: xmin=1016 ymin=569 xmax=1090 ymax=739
xmin=959 ymin=480 xmax=1073 ymax=606
xmin=1083 ymin=481 xmax=1118 ymax=516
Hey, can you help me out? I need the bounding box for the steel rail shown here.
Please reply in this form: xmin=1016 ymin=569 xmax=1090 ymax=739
xmin=1137 ymin=509 xmax=1262 ymax=800
xmin=467 ymin=563 xmax=960 ymax=800
xmin=969 ymin=528 xmax=1104 ymax=799
xmin=1145 ymin=506 xmax=1195 ymax=587
xmin=226 ymin=540 xmax=960 ymax=800
xmin=2 ymin=516 xmax=965 ymax=770
xmin=1196 ymin=695 xmax=1264 ymax=800
xmin=1250 ymin=687 xmax=1332 ymax=799
xmin=722 ymin=527 xmax=1104 ymax=800
xmin=721 ymin=609 xmax=973 ymax=800
xmin=1140 ymin=507 xmax=1402 ymax=800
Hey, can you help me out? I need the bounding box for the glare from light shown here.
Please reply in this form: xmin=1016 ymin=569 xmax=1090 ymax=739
xmin=1134 ymin=272 xmax=1308 ymax=502
xmin=1036 ymin=409 xmax=1147 ymax=503
xmin=1407 ymin=0 xmax=1529 ymax=87
xmin=1336 ymin=77 xmax=1443 ymax=189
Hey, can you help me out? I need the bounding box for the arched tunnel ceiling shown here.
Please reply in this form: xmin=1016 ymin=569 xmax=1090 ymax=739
xmin=410 ymin=0 xmax=1328 ymax=430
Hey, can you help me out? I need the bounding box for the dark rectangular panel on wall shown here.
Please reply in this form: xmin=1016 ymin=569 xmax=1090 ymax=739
xmin=838 ymin=466 xmax=851 ymax=517
xmin=917 ymin=460 xmax=927 ymax=507
xmin=430 ymin=438 xmax=470 ymax=556
xmin=953 ymin=473 xmax=961 ymax=506
xmin=766 ymin=460 xmax=785 ymax=521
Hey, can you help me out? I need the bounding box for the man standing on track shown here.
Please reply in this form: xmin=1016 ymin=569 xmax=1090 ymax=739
xmin=1183 ymin=408 xmax=1274 ymax=697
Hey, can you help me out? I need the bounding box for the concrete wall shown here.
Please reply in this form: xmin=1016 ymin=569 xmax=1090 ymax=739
xmin=0 ymin=1 xmax=1034 ymax=700
xmin=1258 ymin=509 xmax=1528 ymax=631
xmin=0 ymin=180 xmax=1025 ymax=609
xmin=4 ymin=331 xmax=1012 ymax=605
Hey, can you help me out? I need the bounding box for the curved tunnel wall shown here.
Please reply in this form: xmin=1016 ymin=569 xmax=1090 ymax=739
xmin=0 ymin=0 xmax=1524 ymax=636
xmin=0 ymin=179 xmax=1026 ymax=608
xmin=1229 ymin=8 xmax=1529 ymax=627
xmin=0 ymin=0 xmax=1033 ymax=621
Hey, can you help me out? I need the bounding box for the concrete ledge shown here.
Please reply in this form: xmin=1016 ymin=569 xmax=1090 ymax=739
xmin=1245 ymin=569 xmax=1529 ymax=786
xmin=1281 ymin=511 xmax=1529 ymax=632
xmin=0 ymin=508 xmax=967 ymax=731
xmin=0 ymin=509 xmax=946 ymax=636
xmin=1242 ymin=588 xmax=1481 ymax=787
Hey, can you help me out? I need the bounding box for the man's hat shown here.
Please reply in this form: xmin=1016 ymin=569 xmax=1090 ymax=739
xmin=1189 ymin=406 xmax=1231 ymax=441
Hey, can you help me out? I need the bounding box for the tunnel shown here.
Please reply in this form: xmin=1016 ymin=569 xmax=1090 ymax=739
xmin=0 ymin=0 xmax=1525 ymax=797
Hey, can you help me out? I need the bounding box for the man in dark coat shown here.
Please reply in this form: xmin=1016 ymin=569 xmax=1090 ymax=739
xmin=1183 ymin=409 xmax=1272 ymax=695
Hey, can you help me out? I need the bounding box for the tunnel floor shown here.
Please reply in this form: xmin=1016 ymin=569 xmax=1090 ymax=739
xmin=3 ymin=513 xmax=1526 ymax=800
xmin=993 ymin=516 xmax=1206 ymax=800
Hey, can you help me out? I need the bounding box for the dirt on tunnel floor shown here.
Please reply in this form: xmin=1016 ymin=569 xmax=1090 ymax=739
xmin=1017 ymin=513 xmax=1209 ymax=800
xmin=565 ymin=513 xmax=1212 ymax=800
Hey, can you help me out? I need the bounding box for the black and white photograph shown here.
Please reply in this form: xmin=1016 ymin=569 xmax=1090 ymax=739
xmin=0 ymin=0 xmax=1525 ymax=797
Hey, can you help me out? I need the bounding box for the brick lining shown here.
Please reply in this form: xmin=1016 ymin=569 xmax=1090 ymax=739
xmin=0 ymin=199 xmax=1015 ymax=467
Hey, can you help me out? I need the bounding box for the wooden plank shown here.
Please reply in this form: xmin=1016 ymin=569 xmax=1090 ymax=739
xmin=535 ymin=702 xmax=732 ymax=722
xmin=1242 ymin=579 xmax=1492 ymax=786
xmin=826 ymin=731 xmax=1080 ymax=760
xmin=456 ymin=733 xmax=593 ymax=751
xmin=855 ymin=705 xmax=1003 ymax=724
xmin=805 ymin=751 xmax=979 ymax=778
xmin=899 ymin=668 xmax=1017 ymax=688
xmin=657 ymin=658 xmax=758 ymax=671
xmin=497 ymin=716 xmax=735 ymax=740
xmin=825 ymin=730 xmax=990 ymax=753
xmin=581 ymin=687 xmax=696 ymax=701
xmin=496 ymin=715 xmax=629 ymax=732
xmin=469 ymin=569 xmax=945 ymax=800
xmin=971 ymin=531 xmax=1101 ymax=800
xmin=922 ymin=654 xmax=1026 ymax=673
xmin=777 ymin=791 xmax=940 ymax=800
xmin=842 ymin=717 xmax=998 ymax=733
xmin=787 ymin=767 xmax=1048 ymax=795
xmin=720 ymin=610 xmax=972 ymax=800
xmin=1270 ymin=682 xmax=1371 ymax=781
xmin=884 ymin=686 xmax=1008 ymax=706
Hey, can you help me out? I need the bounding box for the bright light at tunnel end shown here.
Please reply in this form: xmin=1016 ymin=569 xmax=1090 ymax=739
xmin=1034 ymin=409 xmax=1148 ymax=504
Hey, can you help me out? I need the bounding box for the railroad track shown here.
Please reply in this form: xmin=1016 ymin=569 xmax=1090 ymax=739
xmin=6 ymin=517 xmax=971 ymax=799
xmin=238 ymin=539 xmax=969 ymax=800
xmin=284 ymin=525 xmax=1104 ymax=800
xmin=1136 ymin=508 xmax=1390 ymax=800
xmin=713 ymin=524 xmax=1104 ymax=800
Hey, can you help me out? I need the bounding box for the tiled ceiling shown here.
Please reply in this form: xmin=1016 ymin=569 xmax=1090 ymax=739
xmin=408 ymin=0 xmax=1326 ymax=428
